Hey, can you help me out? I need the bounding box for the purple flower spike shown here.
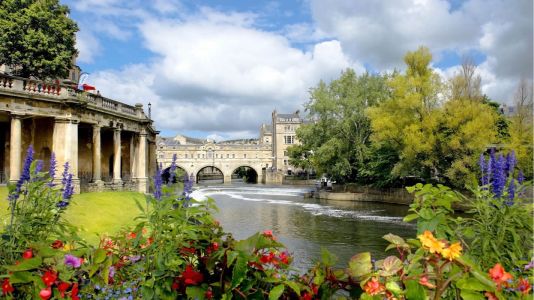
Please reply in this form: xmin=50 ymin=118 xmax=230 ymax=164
xmin=64 ymin=254 xmax=82 ymax=268
xmin=492 ymin=155 xmax=506 ymax=199
xmin=35 ymin=160 xmax=44 ymax=174
xmin=9 ymin=146 xmax=34 ymax=201
xmin=525 ymin=259 xmax=534 ymax=270
xmin=506 ymin=179 xmax=515 ymax=206
xmin=518 ymin=170 xmax=524 ymax=184
xmin=153 ymin=165 xmax=163 ymax=200
xmin=48 ymin=153 xmax=57 ymax=186
xmin=504 ymin=151 xmax=516 ymax=178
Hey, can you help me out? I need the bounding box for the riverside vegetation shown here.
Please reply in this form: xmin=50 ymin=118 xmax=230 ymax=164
xmin=0 ymin=148 xmax=532 ymax=299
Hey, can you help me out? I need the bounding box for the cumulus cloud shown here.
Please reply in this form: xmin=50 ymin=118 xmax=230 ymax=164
xmin=310 ymin=0 xmax=533 ymax=103
xmin=87 ymin=9 xmax=360 ymax=138
xmin=75 ymin=30 xmax=101 ymax=63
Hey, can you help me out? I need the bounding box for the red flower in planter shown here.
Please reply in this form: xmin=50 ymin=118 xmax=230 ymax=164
xmin=127 ymin=232 xmax=136 ymax=239
xmin=39 ymin=288 xmax=52 ymax=300
xmin=363 ymin=277 xmax=385 ymax=296
xmin=71 ymin=283 xmax=80 ymax=300
xmin=51 ymin=240 xmax=64 ymax=249
xmin=488 ymin=263 xmax=513 ymax=288
xmin=180 ymin=265 xmax=203 ymax=286
xmin=517 ymin=278 xmax=531 ymax=295
xmin=22 ymin=249 xmax=33 ymax=259
xmin=57 ymin=282 xmax=70 ymax=298
xmin=41 ymin=270 xmax=57 ymax=287
xmin=2 ymin=278 xmax=14 ymax=295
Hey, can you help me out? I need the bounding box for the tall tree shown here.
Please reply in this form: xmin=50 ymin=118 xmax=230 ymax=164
xmin=0 ymin=0 xmax=78 ymax=79
xmin=290 ymin=69 xmax=391 ymax=182
xmin=508 ymin=79 xmax=534 ymax=178
xmin=368 ymin=46 xmax=442 ymax=181
xmin=450 ymin=57 xmax=482 ymax=101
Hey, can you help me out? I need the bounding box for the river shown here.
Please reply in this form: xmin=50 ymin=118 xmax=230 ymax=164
xmin=196 ymin=183 xmax=416 ymax=271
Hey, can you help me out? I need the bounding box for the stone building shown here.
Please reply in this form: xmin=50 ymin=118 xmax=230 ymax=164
xmin=271 ymin=110 xmax=303 ymax=174
xmin=0 ymin=73 xmax=157 ymax=193
xmin=158 ymin=110 xmax=304 ymax=183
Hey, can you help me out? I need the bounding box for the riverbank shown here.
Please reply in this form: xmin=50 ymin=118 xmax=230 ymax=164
xmin=310 ymin=187 xmax=414 ymax=205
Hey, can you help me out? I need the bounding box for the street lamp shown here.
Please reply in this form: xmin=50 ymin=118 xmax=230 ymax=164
xmin=148 ymin=102 xmax=152 ymax=119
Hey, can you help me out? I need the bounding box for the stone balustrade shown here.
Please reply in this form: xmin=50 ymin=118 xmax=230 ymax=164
xmin=0 ymin=73 xmax=142 ymax=119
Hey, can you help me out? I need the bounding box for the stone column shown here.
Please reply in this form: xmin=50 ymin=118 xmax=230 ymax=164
xmin=113 ymin=128 xmax=122 ymax=184
xmin=9 ymin=114 xmax=22 ymax=183
xmin=52 ymin=119 xmax=80 ymax=193
xmin=136 ymin=130 xmax=148 ymax=193
xmin=92 ymin=125 xmax=103 ymax=186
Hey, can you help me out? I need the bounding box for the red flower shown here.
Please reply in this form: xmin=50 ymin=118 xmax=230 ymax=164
xmin=57 ymin=282 xmax=70 ymax=298
xmin=127 ymin=232 xmax=136 ymax=239
xmin=41 ymin=270 xmax=57 ymax=287
xmin=278 ymin=251 xmax=290 ymax=265
xmin=207 ymin=242 xmax=219 ymax=254
xmin=51 ymin=240 xmax=64 ymax=249
xmin=180 ymin=265 xmax=203 ymax=286
xmin=484 ymin=292 xmax=498 ymax=300
xmin=22 ymin=249 xmax=33 ymax=259
xmin=260 ymin=253 xmax=273 ymax=264
xmin=517 ymin=278 xmax=531 ymax=295
xmin=171 ymin=280 xmax=180 ymax=290
xmin=71 ymin=283 xmax=79 ymax=300
xmin=488 ymin=263 xmax=513 ymax=287
xmin=39 ymin=288 xmax=52 ymax=300
xmin=180 ymin=247 xmax=196 ymax=255
xmin=419 ymin=276 xmax=436 ymax=289
xmin=2 ymin=278 xmax=14 ymax=295
xmin=300 ymin=292 xmax=313 ymax=300
xmin=205 ymin=289 xmax=213 ymax=299
xmin=363 ymin=277 xmax=385 ymax=296
xmin=248 ymin=261 xmax=264 ymax=270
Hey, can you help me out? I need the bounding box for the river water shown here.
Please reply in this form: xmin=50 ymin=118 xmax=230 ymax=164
xmin=196 ymin=183 xmax=416 ymax=271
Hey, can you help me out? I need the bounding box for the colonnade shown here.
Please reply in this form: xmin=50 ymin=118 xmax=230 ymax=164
xmin=7 ymin=114 xmax=150 ymax=193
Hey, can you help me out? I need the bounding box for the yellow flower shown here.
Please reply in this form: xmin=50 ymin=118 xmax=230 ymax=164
xmin=441 ymin=242 xmax=462 ymax=261
xmin=417 ymin=230 xmax=445 ymax=254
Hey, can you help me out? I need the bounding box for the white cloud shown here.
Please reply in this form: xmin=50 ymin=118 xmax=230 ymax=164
xmin=87 ymin=9 xmax=360 ymax=136
xmin=75 ymin=30 xmax=101 ymax=63
xmin=310 ymin=0 xmax=533 ymax=103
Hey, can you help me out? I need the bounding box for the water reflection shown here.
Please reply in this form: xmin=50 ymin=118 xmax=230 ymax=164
xmin=198 ymin=184 xmax=416 ymax=270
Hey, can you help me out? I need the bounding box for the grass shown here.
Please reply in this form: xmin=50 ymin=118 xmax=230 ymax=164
xmin=0 ymin=186 xmax=147 ymax=245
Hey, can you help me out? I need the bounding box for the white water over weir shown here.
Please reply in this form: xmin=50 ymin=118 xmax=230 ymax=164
xmin=193 ymin=184 xmax=416 ymax=270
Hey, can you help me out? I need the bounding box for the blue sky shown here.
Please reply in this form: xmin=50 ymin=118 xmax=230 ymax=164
xmin=61 ymin=0 xmax=533 ymax=139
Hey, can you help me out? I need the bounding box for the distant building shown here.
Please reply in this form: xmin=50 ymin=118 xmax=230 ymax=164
xmin=157 ymin=109 xmax=305 ymax=183
xmin=271 ymin=110 xmax=303 ymax=174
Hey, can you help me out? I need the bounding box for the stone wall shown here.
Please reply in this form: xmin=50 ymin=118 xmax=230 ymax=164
xmin=314 ymin=188 xmax=414 ymax=205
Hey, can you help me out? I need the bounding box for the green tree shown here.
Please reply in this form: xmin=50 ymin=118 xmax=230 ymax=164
xmin=0 ymin=0 xmax=78 ymax=79
xmin=291 ymin=69 xmax=391 ymax=183
xmin=368 ymin=46 xmax=442 ymax=181
xmin=508 ymin=79 xmax=533 ymax=178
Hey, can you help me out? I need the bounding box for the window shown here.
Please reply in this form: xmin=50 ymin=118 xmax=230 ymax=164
xmin=284 ymin=159 xmax=288 ymax=165
xmin=215 ymin=154 xmax=218 ymax=158
xmin=232 ymin=154 xmax=235 ymax=158
xmin=244 ymin=154 xmax=247 ymax=158
xmin=185 ymin=154 xmax=188 ymax=158
xmin=284 ymin=135 xmax=295 ymax=144
xmin=197 ymin=154 xmax=200 ymax=158
xmin=202 ymin=154 xmax=205 ymax=158
xmin=284 ymin=151 xmax=288 ymax=156
xmin=227 ymin=154 xmax=230 ymax=158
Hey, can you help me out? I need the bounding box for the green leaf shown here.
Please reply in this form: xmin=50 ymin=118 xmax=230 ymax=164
xmin=231 ymin=255 xmax=248 ymax=288
xmin=4 ymin=257 xmax=42 ymax=271
xmin=93 ymin=248 xmax=107 ymax=264
xmin=141 ymin=286 xmax=155 ymax=300
xmin=379 ymin=256 xmax=403 ymax=276
xmin=456 ymin=276 xmax=492 ymax=291
xmin=9 ymin=271 xmax=36 ymax=284
xmin=284 ymin=281 xmax=300 ymax=296
xmin=404 ymin=280 xmax=426 ymax=300
xmin=320 ymin=248 xmax=337 ymax=267
xmin=347 ymin=252 xmax=372 ymax=279
xmin=226 ymin=251 xmax=239 ymax=268
xmin=186 ymin=286 xmax=206 ymax=299
xmin=386 ymin=281 xmax=403 ymax=297
xmin=460 ymin=290 xmax=485 ymax=300
xmin=403 ymin=214 xmax=419 ymax=222
xmin=469 ymin=270 xmax=495 ymax=291
xmin=268 ymin=284 xmax=285 ymax=300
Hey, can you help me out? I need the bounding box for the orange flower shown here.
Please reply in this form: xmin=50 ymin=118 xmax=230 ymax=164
xmin=484 ymin=292 xmax=498 ymax=300
xmin=488 ymin=263 xmax=513 ymax=287
xmin=363 ymin=277 xmax=385 ymax=296
xmin=517 ymin=278 xmax=531 ymax=295
xmin=417 ymin=231 xmax=445 ymax=254
xmin=441 ymin=242 xmax=462 ymax=261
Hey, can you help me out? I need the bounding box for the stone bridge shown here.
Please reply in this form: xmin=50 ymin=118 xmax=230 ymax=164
xmin=0 ymin=73 xmax=158 ymax=193
xmin=157 ymin=140 xmax=272 ymax=183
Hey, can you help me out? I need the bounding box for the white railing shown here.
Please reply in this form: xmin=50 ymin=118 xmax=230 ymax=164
xmin=0 ymin=73 xmax=142 ymax=118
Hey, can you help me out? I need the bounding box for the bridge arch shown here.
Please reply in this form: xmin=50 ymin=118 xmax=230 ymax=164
xmin=231 ymin=165 xmax=261 ymax=183
xmin=196 ymin=165 xmax=225 ymax=183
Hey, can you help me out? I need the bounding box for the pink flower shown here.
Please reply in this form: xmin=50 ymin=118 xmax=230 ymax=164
xmin=64 ymin=254 xmax=82 ymax=268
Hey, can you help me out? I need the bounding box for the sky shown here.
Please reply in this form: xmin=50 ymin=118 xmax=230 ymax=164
xmin=61 ymin=0 xmax=533 ymax=140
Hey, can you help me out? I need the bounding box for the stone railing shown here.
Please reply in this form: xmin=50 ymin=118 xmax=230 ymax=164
xmin=0 ymin=73 xmax=144 ymax=119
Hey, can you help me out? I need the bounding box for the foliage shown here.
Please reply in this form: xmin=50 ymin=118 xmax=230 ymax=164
xmin=0 ymin=0 xmax=78 ymax=79
xmin=0 ymin=147 xmax=532 ymax=299
xmin=291 ymin=69 xmax=391 ymax=183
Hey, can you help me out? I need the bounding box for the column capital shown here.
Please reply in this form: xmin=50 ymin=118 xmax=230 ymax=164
xmin=114 ymin=127 xmax=122 ymax=132
xmin=92 ymin=123 xmax=102 ymax=129
xmin=10 ymin=113 xmax=24 ymax=119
